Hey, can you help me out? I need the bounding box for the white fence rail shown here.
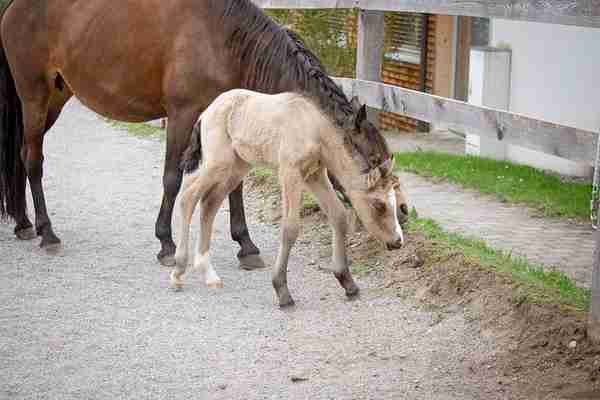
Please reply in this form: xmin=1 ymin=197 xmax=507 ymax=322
xmin=254 ymin=0 xmax=600 ymax=28
xmin=334 ymin=78 xmax=597 ymax=163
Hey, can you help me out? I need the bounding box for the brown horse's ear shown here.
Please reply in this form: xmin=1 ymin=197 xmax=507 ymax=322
xmin=351 ymin=96 xmax=361 ymax=113
xmin=355 ymin=104 xmax=367 ymax=129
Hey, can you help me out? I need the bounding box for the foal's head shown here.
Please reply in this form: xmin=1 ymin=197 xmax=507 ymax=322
xmin=348 ymin=156 xmax=405 ymax=250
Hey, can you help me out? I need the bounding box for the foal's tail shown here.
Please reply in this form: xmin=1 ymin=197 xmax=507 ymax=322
xmin=180 ymin=117 xmax=203 ymax=174
xmin=0 ymin=30 xmax=25 ymax=221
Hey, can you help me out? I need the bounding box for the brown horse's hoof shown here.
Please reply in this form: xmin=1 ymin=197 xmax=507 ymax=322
xmin=15 ymin=227 xmax=36 ymax=241
xmin=43 ymin=242 xmax=64 ymax=256
xmin=158 ymin=254 xmax=176 ymax=267
xmin=279 ymin=296 xmax=295 ymax=308
xmin=238 ymin=254 xmax=266 ymax=270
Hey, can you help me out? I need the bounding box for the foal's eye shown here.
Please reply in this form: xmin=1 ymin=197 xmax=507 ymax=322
xmin=373 ymin=199 xmax=387 ymax=215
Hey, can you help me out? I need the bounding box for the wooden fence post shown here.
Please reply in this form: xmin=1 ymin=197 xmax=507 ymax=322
xmin=356 ymin=9 xmax=384 ymax=126
xmin=589 ymin=228 xmax=600 ymax=343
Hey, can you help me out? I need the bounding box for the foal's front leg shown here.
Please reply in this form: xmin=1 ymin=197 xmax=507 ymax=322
xmin=305 ymin=169 xmax=359 ymax=297
xmin=272 ymin=173 xmax=303 ymax=307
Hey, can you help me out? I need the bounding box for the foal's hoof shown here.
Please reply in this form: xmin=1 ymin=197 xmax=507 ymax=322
xmin=170 ymin=271 xmax=184 ymax=291
xmin=15 ymin=227 xmax=36 ymax=241
xmin=170 ymin=281 xmax=184 ymax=291
xmin=158 ymin=253 xmax=176 ymax=267
xmin=345 ymin=284 xmax=360 ymax=298
xmin=238 ymin=254 xmax=266 ymax=270
xmin=207 ymin=279 xmax=224 ymax=289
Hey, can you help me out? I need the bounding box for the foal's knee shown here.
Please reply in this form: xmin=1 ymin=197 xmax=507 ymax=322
xmin=281 ymin=222 xmax=300 ymax=246
xmin=330 ymin=210 xmax=348 ymax=236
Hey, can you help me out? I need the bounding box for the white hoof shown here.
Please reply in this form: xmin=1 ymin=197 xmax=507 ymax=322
xmin=170 ymin=270 xmax=184 ymax=290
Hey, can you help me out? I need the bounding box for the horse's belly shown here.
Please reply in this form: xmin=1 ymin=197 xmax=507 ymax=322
xmin=59 ymin=68 xmax=166 ymax=122
xmin=73 ymin=87 xmax=165 ymax=123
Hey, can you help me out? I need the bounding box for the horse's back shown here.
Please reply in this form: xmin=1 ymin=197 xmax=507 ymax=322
xmin=1 ymin=0 xmax=239 ymax=122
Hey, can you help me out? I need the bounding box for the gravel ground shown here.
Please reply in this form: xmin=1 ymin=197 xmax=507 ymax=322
xmin=0 ymin=100 xmax=510 ymax=399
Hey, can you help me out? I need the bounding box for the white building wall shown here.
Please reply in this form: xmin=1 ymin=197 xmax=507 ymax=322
xmin=491 ymin=19 xmax=600 ymax=133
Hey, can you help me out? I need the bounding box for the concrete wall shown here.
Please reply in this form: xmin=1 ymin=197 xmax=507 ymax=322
xmin=491 ymin=19 xmax=600 ymax=133
xmin=485 ymin=19 xmax=600 ymax=176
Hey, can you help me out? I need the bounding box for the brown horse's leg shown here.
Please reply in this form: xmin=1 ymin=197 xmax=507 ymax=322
xmin=155 ymin=110 xmax=198 ymax=266
xmin=13 ymin=157 xmax=34 ymax=240
xmin=15 ymin=84 xmax=72 ymax=242
xmin=21 ymin=91 xmax=61 ymax=252
xmin=229 ymin=182 xmax=265 ymax=270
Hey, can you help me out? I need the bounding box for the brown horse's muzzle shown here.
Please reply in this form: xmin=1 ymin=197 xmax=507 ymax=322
xmin=398 ymin=203 xmax=409 ymax=225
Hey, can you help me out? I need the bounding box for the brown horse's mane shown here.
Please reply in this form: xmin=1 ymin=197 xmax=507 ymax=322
xmin=221 ymin=0 xmax=356 ymax=133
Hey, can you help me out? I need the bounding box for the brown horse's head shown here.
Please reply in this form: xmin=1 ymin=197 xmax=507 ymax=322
xmin=340 ymin=97 xmax=410 ymax=226
xmin=346 ymin=96 xmax=390 ymax=166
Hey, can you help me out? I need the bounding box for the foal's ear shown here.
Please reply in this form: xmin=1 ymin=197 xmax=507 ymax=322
xmin=365 ymin=167 xmax=382 ymax=190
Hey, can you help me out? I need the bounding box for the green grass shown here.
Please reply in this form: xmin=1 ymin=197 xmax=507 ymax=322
xmin=105 ymin=119 xmax=165 ymax=140
xmin=250 ymin=167 xmax=320 ymax=212
xmin=407 ymin=208 xmax=590 ymax=311
xmin=251 ymin=166 xmax=275 ymax=178
xmin=394 ymin=151 xmax=592 ymax=221
xmin=351 ymin=261 xmax=371 ymax=276
xmin=302 ymin=192 xmax=319 ymax=211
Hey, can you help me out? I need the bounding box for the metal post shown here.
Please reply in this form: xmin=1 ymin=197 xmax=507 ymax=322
xmin=589 ymin=230 xmax=600 ymax=343
xmin=589 ymin=132 xmax=600 ymax=343
xmin=356 ymin=9 xmax=385 ymax=127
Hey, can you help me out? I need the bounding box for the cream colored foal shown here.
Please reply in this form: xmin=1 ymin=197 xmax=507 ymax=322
xmin=173 ymin=89 xmax=404 ymax=307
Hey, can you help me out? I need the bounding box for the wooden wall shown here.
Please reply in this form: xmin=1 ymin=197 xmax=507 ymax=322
xmin=379 ymin=14 xmax=436 ymax=132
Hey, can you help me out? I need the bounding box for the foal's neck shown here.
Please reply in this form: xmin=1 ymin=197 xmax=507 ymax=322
xmin=320 ymin=134 xmax=365 ymax=191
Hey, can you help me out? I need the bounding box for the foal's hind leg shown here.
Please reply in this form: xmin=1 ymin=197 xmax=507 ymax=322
xmin=305 ymin=169 xmax=359 ymax=297
xmin=172 ymin=161 xmax=250 ymax=289
xmin=272 ymin=171 xmax=303 ymax=307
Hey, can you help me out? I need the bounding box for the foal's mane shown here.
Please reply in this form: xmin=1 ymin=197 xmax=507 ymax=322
xmin=220 ymin=0 xmax=389 ymax=166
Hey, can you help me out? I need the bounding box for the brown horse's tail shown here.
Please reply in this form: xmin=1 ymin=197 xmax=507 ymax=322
xmin=0 ymin=33 xmax=25 ymax=221
xmin=180 ymin=117 xmax=203 ymax=174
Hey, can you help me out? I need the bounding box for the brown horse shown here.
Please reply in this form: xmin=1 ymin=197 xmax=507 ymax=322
xmin=0 ymin=0 xmax=407 ymax=267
